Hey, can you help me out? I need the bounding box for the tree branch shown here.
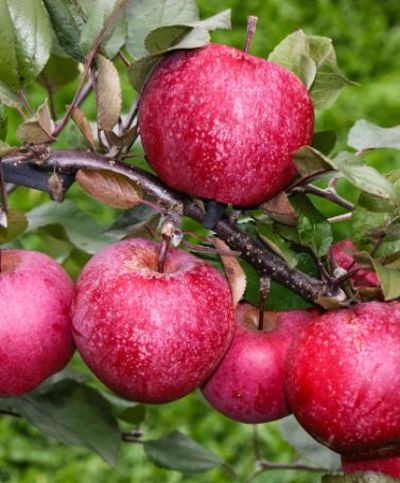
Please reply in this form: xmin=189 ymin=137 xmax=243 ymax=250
xmin=2 ymin=149 xmax=340 ymax=304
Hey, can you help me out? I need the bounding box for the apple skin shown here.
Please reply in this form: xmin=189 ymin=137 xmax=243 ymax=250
xmin=139 ymin=43 xmax=314 ymax=207
xmin=0 ymin=249 xmax=74 ymax=397
xmin=285 ymin=301 xmax=400 ymax=457
xmin=201 ymin=303 xmax=317 ymax=423
xmin=329 ymin=239 xmax=380 ymax=288
xmin=342 ymin=453 xmax=400 ymax=479
xmin=71 ymin=238 xmax=234 ymax=404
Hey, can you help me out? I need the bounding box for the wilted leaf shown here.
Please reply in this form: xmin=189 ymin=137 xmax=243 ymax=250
xmin=11 ymin=380 xmax=121 ymax=465
xmin=0 ymin=209 xmax=28 ymax=243
xmin=348 ymin=119 xmax=400 ymax=151
xmin=261 ymin=191 xmax=297 ymax=225
xmin=17 ymin=100 xmax=54 ymax=144
xmin=213 ymin=237 xmax=246 ymax=308
xmin=291 ymin=194 xmax=333 ymax=257
xmin=47 ymin=173 xmax=66 ymax=202
xmin=144 ymin=431 xmax=223 ymax=474
xmin=268 ymin=30 xmax=352 ymax=109
xmin=280 ymin=415 xmax=340 ymax=469
xmin=72 ymin=108 xmax=96 ymax=150
xmin=43 ymin=0 xmax=84 ymax=61
xmin=0 ymin=0 xmax=52 ymax=93
xmin=95 ymin=55 xmax=122 ymax=130
xmin=27 ymin=200 xmax=120 ymax=254
xmin=257 ymin=223 xmax=298 ymax=268
xmin=104 ymin=125 xmax=138 ymax=148
xmin=76 ymin=169 xmax=142 ymax=209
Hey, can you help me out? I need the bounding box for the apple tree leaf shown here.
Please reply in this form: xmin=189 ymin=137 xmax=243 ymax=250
xmin=76 ymin=169 xmax=142 ymax=209
xmin=144 ymin=431 xmax=224 ymax=474
xmin=95 ymin=55 xmax=122 ymax=130
xmin=268 ymin=29 xmax=353 ymax=109
xmin=0 ymin=210 xmax=28 ymax=243
xmin=17 ymin=100 xmax=54 ymax=144
xmin=348 ymin=119 xmax=400 ymax=151
xmin=39 ymin=55 xmax=80 ymax=90
xmin=370 ymin=262 xmax=400 ymax=301
xmin=0 ymin=102 xmax=7 ymax=140
xmin=312 ymin=131 xmax=337 ymax=155
xmin=0 ymin=0 xmax=52 ymax=93
xmin=260 ymin=192 xmax=298 ymax=226
xmin=257 ymin=223 xmax=298 ymax=268
xmin=10 ymin=380 xmax=121 ymax=465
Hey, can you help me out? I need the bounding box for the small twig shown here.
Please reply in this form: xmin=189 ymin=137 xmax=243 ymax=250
xmin=258 ymin=277 xmax=270 ymax=330
xmin=295 ymin=184 xmax=354 ymax=211
xmin=243 ymin=16 xmax=258 ymax=53
xmin=19 ymin=90 xmax=34 ymax=115
xmin=121 ymin=95 xmax=140 ymax=133
xmin=328 ymin=212 xmax=352 ymax=224
xmin=54 ymin=0 xmax=128 ymax=137
xmin=118 ymin=51 xmax=131 ymax=67
xmin=182 ymin=239 xmax=241 ymax=257
xmin=247 ymin=460 xmax=333 ymax=482
xmin=158 ymin=234 xmax=171 ymax=273
xmin=40 ymin=75 xmax=57 ymax=119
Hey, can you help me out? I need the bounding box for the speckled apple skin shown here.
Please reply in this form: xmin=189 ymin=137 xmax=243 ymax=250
xmin=0 ymin=250 xmax=74 ymax=397
xmin=342 ymin=453 xmax=400 ymax=479
xmin=329 ymin=239 xmax=380 ymax=288
xmin=139 ymin=43 xmax=314 ymax=207
xmin=201 ymin=303 xmax=317 ymax=423
xmin=72 ymin=238 xmax=234 ymax=403
xmin=285 ymin=301 xmax=400 ymax=456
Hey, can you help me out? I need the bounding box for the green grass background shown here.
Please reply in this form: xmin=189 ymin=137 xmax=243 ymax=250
xmin=2 ymin=0 xmax=400 ymax=482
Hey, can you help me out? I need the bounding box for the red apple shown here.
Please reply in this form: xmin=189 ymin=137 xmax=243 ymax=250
xmin=201 ymin=303 xmax=317 ymax=423
xmin=329 ymin=239 xmax=380 ymax=289
xmin=139 ymin=43 xmax=314 ymax=207
xmin=0 ymin=249 xmax=74 ymax=397
xmin=285 ymin=301 xmax=400 ymax=457
xmin=71 ymin=238 xmax=234 ymax=403
xmin=342 ymin=453 xmax=400 ymax=479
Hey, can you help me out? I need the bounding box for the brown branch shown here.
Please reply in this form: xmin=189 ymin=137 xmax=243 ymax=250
xmin=2 ymin=149 xmax=340 ymax=305
xmin=294 ymin=184 xmax=354 ymax=211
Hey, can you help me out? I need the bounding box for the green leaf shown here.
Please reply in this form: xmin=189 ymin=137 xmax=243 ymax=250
xmin=331 ymin=152 xmax=397 ymax=200
xmin=0 ymin=209 xmax=28 ymax=243
xmin=118 ymin=405 xmax=146 ymax=425
xmin=351 ymin=204 xmax=391 ymax=251
xmin=371 ymin=262 xmax=400 ymax=301
xmin=348 ymin=119 xmax=400 ymax=151
xmin=125 ymin=0 xmax=200 ymax=59
xmin=0 ymin=0 xmax=52 ymax=93
xmin=268 ymin=29 xmax=352 ymax=109
xmin=79 ymin=0 xmax=128 ymax=59
xmin=39 ymin=55 xmax=80 ymax=90
xmin=0 ymin=83 xmax=23 ymax=108
xmin=257 ymin=223 xmax=298 ymax=268
xmin=144 ymin=431 xmax=223 ymax=474
xmin=26 ymin=200 xmax=121 ymax=254
xmin=43 ymin=0 xmax=84 ymax=61
xmin=280 ymin=416 xmax=340 ymax=469
xmin=11 ymin=380 xmax=121 ymax=465
xmin=292 ymin=145 xmax=332 ymax=176
xmin=0 ymin=102 xmax=7 ymax=140
xmin=312 ymin=130 xmax=337 ymax=155
xmin=17 ymin=100 xmax=54 ymax=144
xmin=291 ymin=194 xmax=333 ymax=257
xmin=128 ymin=55 xmax=163 ymax=92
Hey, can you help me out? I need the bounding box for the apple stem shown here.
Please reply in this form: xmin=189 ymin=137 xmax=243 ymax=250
xmin=258 ymin=277 xmax=271 ymax=330
xmin=158 ymin=234 xmax=171 ymax=273
xmin=243 ymin=16 xmax=258 ymax=53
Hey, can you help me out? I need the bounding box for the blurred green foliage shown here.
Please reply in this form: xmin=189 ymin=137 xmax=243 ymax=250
xmin=2 ymin=1 xmax=400 ymax=482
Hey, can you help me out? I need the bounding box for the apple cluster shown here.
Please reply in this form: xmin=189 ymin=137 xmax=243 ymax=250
xmin=1 ymin=42 xmax=399 ymax=480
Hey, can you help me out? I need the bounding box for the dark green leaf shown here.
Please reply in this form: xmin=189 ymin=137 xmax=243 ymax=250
xmin=39 ymin=55 xmax=80 ymax=90
xmin=0 ymin=209 xmax=28 ymax=243
xmin=11 ymin=380 xmax=121 ymax=465
xmin=291 ymin=194 xmax=333 ymax=256
xmin=118 ymin=405 xmax=146 ymax=425
xmin=128 ymin=55 xmax=163 ymax=92
xmin=348 ymin=119 xmax=400 ymax=151
xmin=43 ymin=0 xmax=84 ymax=61
xmin=312 ymin=131 xmax=337 ymax=155
xmin=280 ymin=416 xmax=340 ymax=469
xmin=0 ymin=0 xmax=52 ymax=92
xmin=26 ymin=200 xmax=121 ymax=254
xmin=144 ymin=431 xmax=223 ymax=474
